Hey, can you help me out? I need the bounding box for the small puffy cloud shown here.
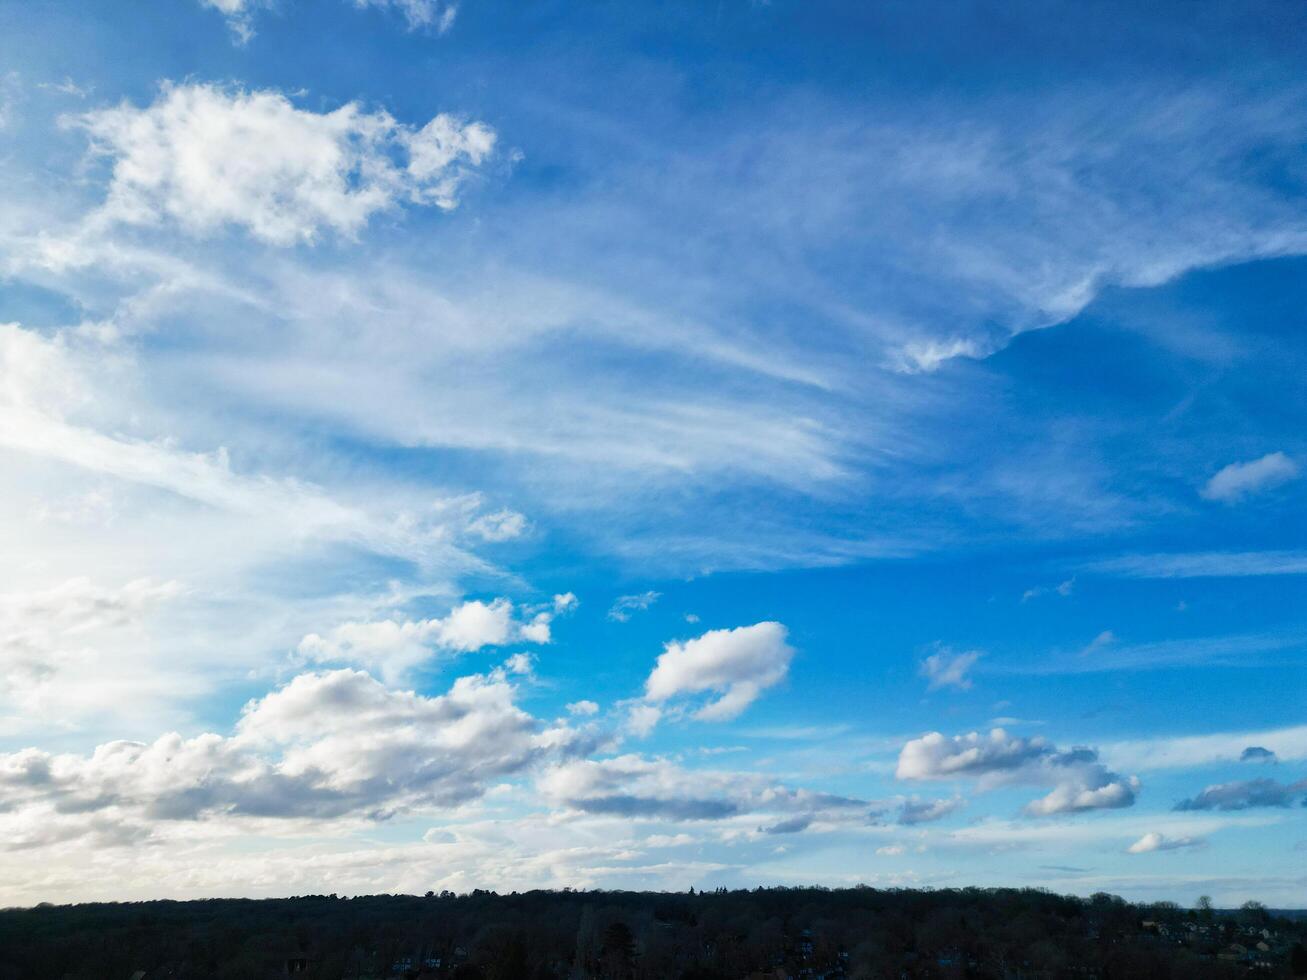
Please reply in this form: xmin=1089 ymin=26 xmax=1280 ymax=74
xmin=298 ymin=597 xmax=557 ymax=681
xmin=897 ymin=728 xmax=1139 ymax=817
xmin=919 ymin=647 xmax=982 ymax=691
xmin=607 ymin=590 xmax=660 ymax=622
xmin=1127 ymin=832 xmax=1203 ymax=854
xmin=1025 ymin=775 xmax=1140 ymax=817
xmin=566 ymin=700 xmax=599 ymax=717
xmin=644 ymin=622 xmax=793 ymax=721
xmin=1241 ymin=746 xmax=1277 ymax=763
xmin=466 ymin=508 xmax=528 ymax=542
xmin=897 ymin=796 xmax=965 ymax=825
xmin=1201 ymin=452 xmax=1299 ymax=504
xmin=68 ymin=83 xmax=495 ymax=246
xmin=1174 ymin=777 xmax=1307 ymax=811
xmin=897 ymin=729 xmax=1049 ymax=780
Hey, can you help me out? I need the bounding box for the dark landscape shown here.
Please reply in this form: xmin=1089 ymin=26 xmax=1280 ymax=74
xmin=3 ymin=887 xmax=1306 ymax=980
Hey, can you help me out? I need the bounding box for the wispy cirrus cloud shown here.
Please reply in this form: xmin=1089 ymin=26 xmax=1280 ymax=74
xmin=607 ymin=590 xmax=660 ymax=622
xmin=1085 ymin=551 xmax=1307 ymax=578
xmin=919 ymin=647 xmax=982 ymax=691
xmin=1101 ymin=724 xmax=1307 ymax=772
xmin=199 ymin=0 xmax=459 ymax=43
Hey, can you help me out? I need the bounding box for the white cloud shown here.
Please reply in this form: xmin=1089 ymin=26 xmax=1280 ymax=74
xmin=198 ymin=0 xmax=263 ymax=43
xmin=466 ymin=508 xmax=528 ymax=542
xmin=68 ymin=83 xmax=495 ymax=245
xmin=200 ymin=0 xmax=457 ymax=43
xmin=1087 ymin=550 xmax=1307 ymax=578
xmin=1127 ymin=831 xmax=1203 ymax=854
xmin=566 ymin=700 xmax=599 ymax=717
xmin=624 ymin=704 xmax=662 ymax=738
xmin=644 ymin=622 xmax=793 ymax=721
xmin=607 ymin=590 xmax=660 ymax=622
xmin=1201 ymin=452 xmax=1299 ymax=503
xmin=1101 ymin=723 xmax=1307 ymax=772
xmin=297 ymin=597 xmax=559 ymax=681
xmin=897 ymin=728 xmax=1139 ymax=816
xmin=1022 ymin=578 xmax=1074 ymax=602
xmin=1025 ymin=777 xmax=1140 ymax=818
xmin=0 ymin=577 xmax=185 ymax=724
xmin=355 ymin=0 xmax=459 ymax=33
xmin=890 ymin=337 xmax=982 ymax=374
xmin=919 ymin=647 xmax=982 ymax=691
xmin=0 ymin=663 xmax=590 ymax=846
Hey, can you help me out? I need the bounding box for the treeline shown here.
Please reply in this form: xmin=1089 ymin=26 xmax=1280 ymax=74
xmin=1 ymin=885 xmax=1305 ymax=980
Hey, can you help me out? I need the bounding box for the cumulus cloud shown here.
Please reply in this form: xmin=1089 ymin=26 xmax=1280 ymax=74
xmin=1174 ymin=777 xmax=1307 ymax=811
xmin=297 ymin=597 xmax=560 ymax=681
xmin=897 ymin=796 xmax=965 ymax=825
xmin=537 ymin=754 xmax=866 ymax=825
xmin=607 ymin=590 xmax=660 ymax=622
xmin=919 ymin=647 xmax=982 ymax=691
xmin=67 ymin=83 xmax=495 ymax=245
xmin=896 ymin=728 xmax=1139 ymax=817
xmin=624 ymin=704 xmax=663 ymax=738
xmin=1201 ymin=452 xmax=1299 ymax=503
xmin=465 ymin=508 xmax=528 ymax=542
xmin=644 ymin=622 xmax=793 ymax=721
xmin=566 ymin=700 xmax=599 ymax=717
xmin=0 ymin=664 xmax=590 ymax=848
xmin=1127 ymin=831 xmax=1203 ymax=854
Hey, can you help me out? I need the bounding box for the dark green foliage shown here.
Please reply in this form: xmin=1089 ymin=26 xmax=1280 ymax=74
xmin=0 ymin=886 xmax=1301 ymax=979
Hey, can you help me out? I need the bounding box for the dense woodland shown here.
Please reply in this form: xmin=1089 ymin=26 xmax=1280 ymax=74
xmin=2 ymin=886 xmax=1305 ymax=980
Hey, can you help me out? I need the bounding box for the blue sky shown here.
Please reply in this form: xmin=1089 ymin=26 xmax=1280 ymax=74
xmin=0 ymin=0 xmax=1304 ymax=905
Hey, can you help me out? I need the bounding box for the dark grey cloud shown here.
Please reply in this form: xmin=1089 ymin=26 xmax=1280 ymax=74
xmin=569 ymin=794 xmax=740 ymax=821
xmin=1174 ymin=777 xmax=1307 ymax=811
xmin=1241 ymin=746 xmax=1278 ymax=763
xmin=760 ymin=814 xmax=813 ymax=835
xmin=897 ymin=796 xmax=965 ymax=825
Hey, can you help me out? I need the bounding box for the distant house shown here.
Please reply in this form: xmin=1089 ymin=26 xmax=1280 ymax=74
xmin=284 ymin=953 xmax=310 ymax=974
